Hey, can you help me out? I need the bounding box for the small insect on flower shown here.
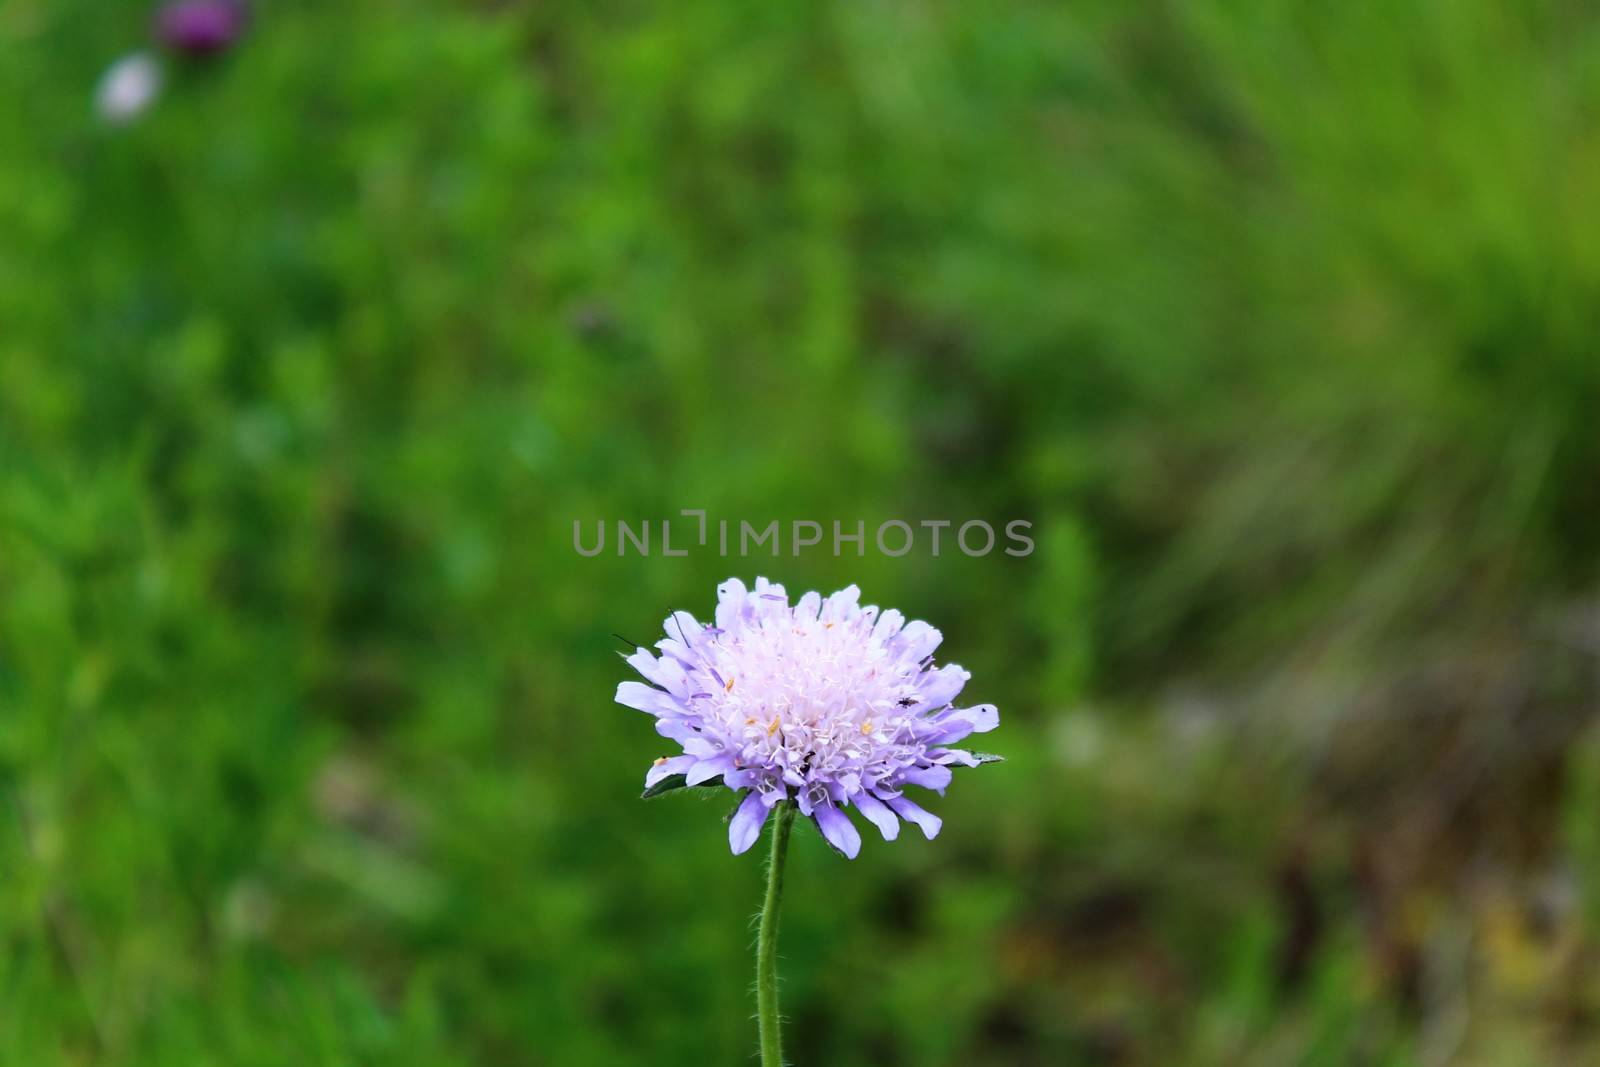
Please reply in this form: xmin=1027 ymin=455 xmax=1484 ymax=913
xmin=617 ymin=578 xmax=1000 ymax=858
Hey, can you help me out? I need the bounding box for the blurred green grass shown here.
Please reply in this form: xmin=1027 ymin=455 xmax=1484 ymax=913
xmin=3 ymin=1 xmax=1599 ymax=1064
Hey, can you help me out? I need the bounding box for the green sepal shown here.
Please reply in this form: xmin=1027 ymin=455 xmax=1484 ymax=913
xmin=640 ymin=774 xmax=726 ymax=800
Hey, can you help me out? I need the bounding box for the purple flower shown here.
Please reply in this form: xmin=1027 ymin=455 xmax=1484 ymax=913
xmin=618 ymin=578 xmax=1000 ymax=858
xmin=156 ymin=0 xmax=249 ymax=56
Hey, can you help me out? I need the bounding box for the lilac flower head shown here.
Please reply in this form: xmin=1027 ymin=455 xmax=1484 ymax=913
xmin=156 ymin=0 xmax=249 ymax=56
xmin=618 ymin=578 xmax=999 ymax=858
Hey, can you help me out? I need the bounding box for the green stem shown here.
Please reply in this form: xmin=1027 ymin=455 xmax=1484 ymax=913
xmin=757 ymin=800 xmax=797 ymax=1067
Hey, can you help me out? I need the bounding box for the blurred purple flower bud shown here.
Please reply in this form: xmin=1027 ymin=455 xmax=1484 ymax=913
xmin=156 ymin=0 xmax=249 ymax=56
xmin=97 ymin=52 xmax=164 ymax=123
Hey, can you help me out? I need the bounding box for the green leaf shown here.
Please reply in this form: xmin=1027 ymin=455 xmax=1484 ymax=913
xmin=970 ymin=752 xmax=1005 ymax=765
xmin=640 ymin=774 xmax=727 ymax=800
xmin=641 ymin=774 xmax=688 ymax=799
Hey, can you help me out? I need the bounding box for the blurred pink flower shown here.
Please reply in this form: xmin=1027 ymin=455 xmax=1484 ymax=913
xmin=96 ymin=52 xmax=163 ymax=123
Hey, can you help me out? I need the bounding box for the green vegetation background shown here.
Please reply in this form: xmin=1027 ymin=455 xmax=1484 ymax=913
xmin=4 ymin=1 xmax=1600 ymax=1064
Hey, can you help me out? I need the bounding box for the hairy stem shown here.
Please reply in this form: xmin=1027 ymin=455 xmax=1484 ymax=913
xmin=757 ymin=800 xmax=797 ymax=1067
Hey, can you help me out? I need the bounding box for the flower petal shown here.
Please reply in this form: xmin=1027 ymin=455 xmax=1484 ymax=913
xmin=626 ymin=647 xmax=690 ymax=694
xmin=897 ymin=620 xmax=943 ymax=661
xmin=911 ymin=664 xmax=969 ymax=711
xmin=644 ymin=754 xmax=697 ymax=788
xmin=821 ymin=584 xmax=860 ymax=622
xmin=814 ymin=804 xmax=861 ymax=859
xmin=887 ymin=795 xmax=942 ymax=840
xmin=656 ymin=719 xmax=698 ymax=742
xmin=681 ymin=736 xmax=720 ymax=758
xmin=752 ymin=576 xmax=787 ymax=603
xmin=728 ymin=791 xmax=771 ymax=855
xmin=686 ymin=756 xmax=732 ymax=786
xmin=852 ymin=791 xmax=899 ymax=840
xmin=665 ymin=610 xmax=702 ymax=649
xmin=872 ymin=608 xmax=904 ymax=642
xmin=616 ymin=681 xmax=670 ymax=713
xmin=715 ymin=577 xmax=749 ymax=630
xmin=900 ymin=764 xmax=953 ymax=794
xmin=927 ymin=703 xmax=999 ymax=743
